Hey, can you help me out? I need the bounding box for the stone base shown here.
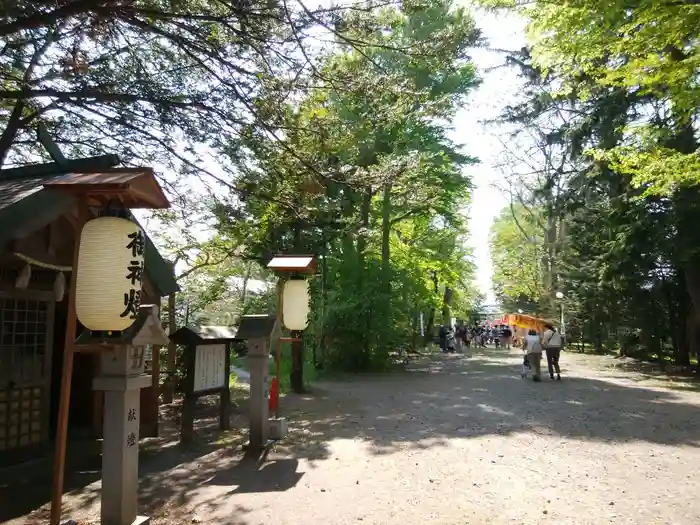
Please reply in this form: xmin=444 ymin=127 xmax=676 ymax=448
xmin=268 ymin=417 xmax=288 ymax=440
xmin=62 ymin=516 xmax=149 ymax=525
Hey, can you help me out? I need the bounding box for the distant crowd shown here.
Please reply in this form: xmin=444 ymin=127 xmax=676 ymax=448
xmin=437 ymin=322 xmax=565 ymax=383
xmin=438 ymin=324 xmax=513 ymax=353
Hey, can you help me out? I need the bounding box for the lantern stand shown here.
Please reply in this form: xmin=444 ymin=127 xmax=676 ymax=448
xmin=236 ymin=314 xmax=277 ymax=454
xmin=78 ymin=306 xmax=169 ymax=525
xmin=43 ymin=166 xmax=170 ymax=525
xmin=265 ymin=256 xmax=315 ymax=436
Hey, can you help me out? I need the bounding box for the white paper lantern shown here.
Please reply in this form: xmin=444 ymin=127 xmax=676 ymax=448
xmin=282 ymin=279 xmax=310 ymax=331
xmin=75 ymin=216 xmax=145 ymax=331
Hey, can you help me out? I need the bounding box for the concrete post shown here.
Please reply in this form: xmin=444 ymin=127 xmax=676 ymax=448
xmin=93 ymin=345 xmax=151 ymax=525
xmin=247 ymin=337 xmax=269 ymax=450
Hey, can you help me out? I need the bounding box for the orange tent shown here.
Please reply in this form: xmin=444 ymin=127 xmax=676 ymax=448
xmin=506 ymin=313 xmax=548 ymax=333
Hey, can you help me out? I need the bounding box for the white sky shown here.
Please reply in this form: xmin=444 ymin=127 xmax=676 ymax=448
xmin=452 ymin=6 xmax=526 ymax=304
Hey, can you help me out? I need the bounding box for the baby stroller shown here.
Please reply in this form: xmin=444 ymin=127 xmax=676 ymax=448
xmin=521 ymin=353 xmax=532 ymax=378
xmin=445 ymin=330 xmax=457 ymax=353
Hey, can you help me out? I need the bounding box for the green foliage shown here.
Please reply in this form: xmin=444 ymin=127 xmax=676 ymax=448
xmin=214 ymin=1 xmax=481 ymax=372
xmin=501 ymin=0 xmax=700 ymax=195
xmin=490 ymin=205 xmax=546 ymax=311
xmin=1 ymin=1 xmax=485 ymax=382
xmin=484 ymin=9 xmax=700 ymax=367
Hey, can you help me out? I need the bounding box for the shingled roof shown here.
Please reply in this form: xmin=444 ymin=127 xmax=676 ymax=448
xmin=0 ymin=171 xmax=179 ymax=296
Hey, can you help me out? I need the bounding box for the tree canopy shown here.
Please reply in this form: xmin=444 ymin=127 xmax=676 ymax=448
xmin=0 ymin=0 xmax=397 ymax=196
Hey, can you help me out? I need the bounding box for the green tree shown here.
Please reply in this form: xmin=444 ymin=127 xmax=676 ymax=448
xmin=0 ymin=0 xmax=391 ymax=199
xmin=485 ymin=34 xmax=699 ymax=365
xmin=213 ymin=0 xmax=481 ymax=380
xmin=490 ymin=204 xmax=545 ymax=312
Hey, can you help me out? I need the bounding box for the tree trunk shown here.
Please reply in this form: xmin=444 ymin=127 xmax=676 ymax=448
xmin=318 ymin=229 xmax=329 ymax=370
xmin=356 ymin=187 xmax=372 ymax=259
xmin=687 ymin=310 xmax=700 ymax=370
xmin=671 ymin=123 xmax=700 ymax=367
xmin=381 ymin=183 xmax=391 ymax=285
xmin=341 ymin=188 xmax=356 ymax=258
xmin=164 ymin=290 xmax=176 ymax=404
xmin=442 ymin=287 xmax=453 ymax=326
xmin=676 ymin=309 xmax=691 ymax=367
xmin=240 ymin=263 xmax=251 ymax=307
xmin=358 ymin=187 xmax=372 ymax=356
xmin=0 ymin=101 xmax=26 ymax=167
xmin=424 ymin=271 xmax=439 ymax=344
xmin=377 ymin=183 xmax=392 ymax=354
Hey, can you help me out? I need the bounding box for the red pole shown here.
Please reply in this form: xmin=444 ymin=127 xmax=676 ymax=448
xmin=269 ymin=377 xmax=279 ymax=414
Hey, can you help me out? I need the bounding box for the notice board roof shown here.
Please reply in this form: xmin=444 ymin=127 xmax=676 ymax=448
xmin=266 ymin=255 xmax=315 ymax=274
xmin=169 ymin=325 xmax=240 ymax=345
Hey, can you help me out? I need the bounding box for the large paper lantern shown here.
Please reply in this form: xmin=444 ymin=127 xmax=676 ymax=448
xmin=75 ymin=216 xmax=145 ymax=331
xmin=282 ymin=279 xmax=310 ymax=331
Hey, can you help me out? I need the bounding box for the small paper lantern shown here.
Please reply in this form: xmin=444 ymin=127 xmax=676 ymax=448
xmin=282 ymin=279 xmax=310 ymax=331
xmin=75 ymin=216 xmax=145 ymax=331
xmin=15 ymin=264 xmax=31 ymax=289
xmin=53 ymin=272 xmax=66 ymax=302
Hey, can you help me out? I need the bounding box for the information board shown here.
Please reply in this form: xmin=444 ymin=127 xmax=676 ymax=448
xmin=193 ymin=344 xmax=227 ymax=392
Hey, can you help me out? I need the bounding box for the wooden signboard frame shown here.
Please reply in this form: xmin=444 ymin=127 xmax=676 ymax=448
xmin=169 ymin=325 xmax=238 ymax=443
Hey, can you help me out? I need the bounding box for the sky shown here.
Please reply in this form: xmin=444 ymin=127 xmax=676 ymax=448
xmin=451 ymin=6 xmax=527 ymax=304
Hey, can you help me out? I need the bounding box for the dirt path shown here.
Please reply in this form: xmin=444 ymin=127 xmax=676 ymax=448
xmin=8 ymin=348 xmax=700 ymax=525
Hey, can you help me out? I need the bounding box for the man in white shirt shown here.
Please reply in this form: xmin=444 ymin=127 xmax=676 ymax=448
xmin=543 ymin=323 xmax=563 ymax=380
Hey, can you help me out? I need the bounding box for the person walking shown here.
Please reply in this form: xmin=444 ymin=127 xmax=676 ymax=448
xmin=438 ymin=324 xmax=448 ymax=353
xmin=446 ymin=326 xmax=457 ymax=353
xmin=499 ymin=325 xmax=513 ymax=349
xmin=455 ymin=325 xmax=467 ymax=353
xmin=521 ymin=328 xmax=543 ymax=381
xmin=543 ymin=323 xmax=563 ymax=380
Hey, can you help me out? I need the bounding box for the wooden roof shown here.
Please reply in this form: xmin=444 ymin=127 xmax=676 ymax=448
xmin=0 ymin=174 xmax=178 ymax=296
xmin=44 ymin=167 xmax=169 ymax=209
xmin=0 ymin=175 xmax=49 ymax=212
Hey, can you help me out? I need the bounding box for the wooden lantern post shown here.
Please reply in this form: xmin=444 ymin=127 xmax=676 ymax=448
xmin=45 ymin=168 xmax=170 ymax=525
xmin=265 ymin=255 xmax=316 ymax=408
xmin=49 ymin=195 xmax=88 ymax=525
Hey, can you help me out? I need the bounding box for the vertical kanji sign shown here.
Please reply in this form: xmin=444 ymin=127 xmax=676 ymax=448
xmin=121 ymin=229 xmax=145 ymax=320
xmin=125 ymin=405 xmax=138 ymax=449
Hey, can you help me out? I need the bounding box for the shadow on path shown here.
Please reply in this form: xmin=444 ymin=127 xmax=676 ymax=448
xmin=4 ymin=348 xmax=700 ymax=524
xmin=273 ymin=349 xmax=700 ymax=461
xmin=0 ymin=399 xmax=255 ymax=524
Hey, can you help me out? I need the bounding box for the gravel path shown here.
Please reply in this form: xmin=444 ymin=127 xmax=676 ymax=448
xmin=10 ymin=347 xmax=700 ymax=524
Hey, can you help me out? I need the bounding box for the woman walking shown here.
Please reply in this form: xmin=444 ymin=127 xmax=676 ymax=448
xmin=542 ymin=323 xmax=563 ymax=380
xmin=521 ymin=329 xmax=543 ymax=382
